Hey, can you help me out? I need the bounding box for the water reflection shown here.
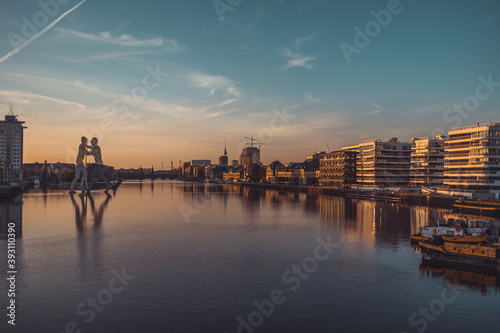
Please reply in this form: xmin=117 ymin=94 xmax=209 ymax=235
xmin=70 ymin=192 xmax=112 ymax=281
xmin=420 ymin=261 xmax=499 ymax=295
xmin=319 ymin=196 xmax=454 ymax=248
xmin=0 ymin=194 xmax=23 ymax=239
xmin=6 ymin=181 xmax=495 ymax=296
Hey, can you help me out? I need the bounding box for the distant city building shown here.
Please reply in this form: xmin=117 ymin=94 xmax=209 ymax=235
xmin=219 ymin=138 xmax=228 ymax=165
xmin=357 ymin=138 xmax=411 ymax=187
xmin=223 ymin=166 xmax=244 ymax=182
xmin=307 ymin=151 xmax=326 ymax=160
xmin=191 ymin=159 xmax=211 ymax=166
xmin=266 ymin=160 xmax=285 ymax=182
xmin=440 ymin=122 xmax=500 ymax=199
xmin=232 ymin=160 xmax=238 ymax=168
xmin=239 ymin=147 xmax=260 ymax=169
xmin=0 ymin=104 xmax=26 ymax=182
xmin=267 ymin=159 xmax=320 ymax=185
xmin=319 ymin=150 xmax=357 ymax=187
xmin=410 ymin=135 xmax=446 ymax=187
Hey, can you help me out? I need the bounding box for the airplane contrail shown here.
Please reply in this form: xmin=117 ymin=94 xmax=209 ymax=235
xmin=0 ymin=0 xmax=87 ymax=64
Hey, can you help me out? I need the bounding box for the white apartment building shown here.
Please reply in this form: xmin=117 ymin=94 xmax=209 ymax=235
xmin=440 ymin=122 xmax=500 ymax=199
xmin=410 ymin=135 xmax=446 ymax=187
xmin=357 ymin=137 xmax=411 ymax=187
xmin=0 ymin=106 xmax=26 ymax=182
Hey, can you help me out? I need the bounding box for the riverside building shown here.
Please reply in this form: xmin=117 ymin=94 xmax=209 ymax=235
xmin=440 ymin=122 xmax=500 ymax=199
xmin=0 ymin=104 xmax=26 ymax=182
xmin=357 ymin=138 xmax=411 ymax=187
xmin=410 ymin=135 xmax=446 ymax=188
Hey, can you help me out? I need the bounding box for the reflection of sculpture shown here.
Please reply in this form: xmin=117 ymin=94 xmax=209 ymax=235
xmin=69 ymin=137 xmax=88 ymax=194
xmin=88 ymin=191 xmax=112 ymax=227
xmin=70 ymin=191 xmax=112 ymax=230
xmin=70 ymin=192 xmax=87 ymax=230
xmin=86 ymin=137 xmax=112 ymax=193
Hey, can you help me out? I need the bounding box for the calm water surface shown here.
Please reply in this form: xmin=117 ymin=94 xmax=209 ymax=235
xmin=1 ymin=180 xmax=499 ymax=333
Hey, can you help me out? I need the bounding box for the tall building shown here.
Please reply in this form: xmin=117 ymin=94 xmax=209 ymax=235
xmin=219 ymin=138 xmax=228 ymax=165
xmin=239 ymin=147 xmax=260 ymax=169
xmin=410 ymin=135 xmax=446 ymax=187
xmin=319 ymin=150 xmax=357 ymax=187
xmin=0 ymin=104 xmax=26 ymax=182
xmin=441 ymin=122 xmax=500 ymax=198
xmin=357 ymin=138 xmax=411 ymax=187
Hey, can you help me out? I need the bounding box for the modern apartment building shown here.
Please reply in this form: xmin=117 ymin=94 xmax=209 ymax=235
xmin=410 ymin=135 xmax=446 ymax=187
xmin=0 ymin=105 xmax=26 ymax=182
xmin=319 ymin=150 xmax=357 ymax=187
xmin=357 ymin=138 xmax=411 ymax=187
xmin=441 ymin=122 xmax=500 ymax=198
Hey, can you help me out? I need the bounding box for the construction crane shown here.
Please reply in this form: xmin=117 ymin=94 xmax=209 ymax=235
xmin=245 ymin=136 xmax=265 ymax=149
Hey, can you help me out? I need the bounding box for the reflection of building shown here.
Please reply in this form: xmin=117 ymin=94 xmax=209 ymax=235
xmin=239 ymin=147 xmax=260 ymax=169
xmin=357 ymin=137 xmax=411 ymax=187
xmin=320 ymin=196 xmax=357 ymax=225
xmin=0 ymin=194 xmax=22 ymax=238
xmin=319 ymin=150 xmax=357 ymax=187
xmin=0 ymin=105 xmax=27 ymax=182
xmin=410 ymin=135 xmax=446 ymax=187
xmin=440 ymin=123 xmax=500 ymax=199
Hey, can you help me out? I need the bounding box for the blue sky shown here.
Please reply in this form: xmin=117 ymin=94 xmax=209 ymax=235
xmin=0 ymin=0 xmax=499 ymax=168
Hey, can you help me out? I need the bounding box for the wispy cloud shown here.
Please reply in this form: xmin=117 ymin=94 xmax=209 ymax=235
xmin=479 ymin=14 xmax=496 ymax=26
xmin=61 ymin=51 xmax=149 ymax=64
xmin=294 ymin=34 xmax=316 ymax=49
xmin=0 ymin=0 xmax=87 ymax=64
xmin=362 ymin=102 xmax=383 ymax=115
xmin=280 ymin=48 xmax=316 ymax=71
xmin=305 ymin=91 xmax=321 ymax=103
xmin=0 ymin=90 xmax=85 ymax=110
xmin=57 ymin=28 xmax=183 ymax=52
xmin=183 ymin=72 xmax=241 ymax=97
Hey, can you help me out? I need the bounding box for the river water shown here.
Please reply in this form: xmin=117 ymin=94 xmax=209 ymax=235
xmin=0 ymin=180 xmax=499 ymax=333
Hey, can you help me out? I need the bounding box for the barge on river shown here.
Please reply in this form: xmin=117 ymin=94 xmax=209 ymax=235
xmin=419 ymin=237 xmax=500 ymax=272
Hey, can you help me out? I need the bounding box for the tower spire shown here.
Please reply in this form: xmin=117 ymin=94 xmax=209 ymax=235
xmin=8 ymin=101 xmax=14 ymax=116
xmin=224 ymin=137 xmax=227 ymax=156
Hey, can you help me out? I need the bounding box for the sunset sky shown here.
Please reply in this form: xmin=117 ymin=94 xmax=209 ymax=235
xmin=1 ymin=0 xmax=499 ymax=168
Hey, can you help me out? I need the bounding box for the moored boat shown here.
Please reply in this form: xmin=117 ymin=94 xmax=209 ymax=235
xmin=419 ymin=239 xmax=500 ymax=272
xmin=441 ymin=235 xmax=486 ymax=244
xmin=411 ymin=224 xmax=463 ymax=244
